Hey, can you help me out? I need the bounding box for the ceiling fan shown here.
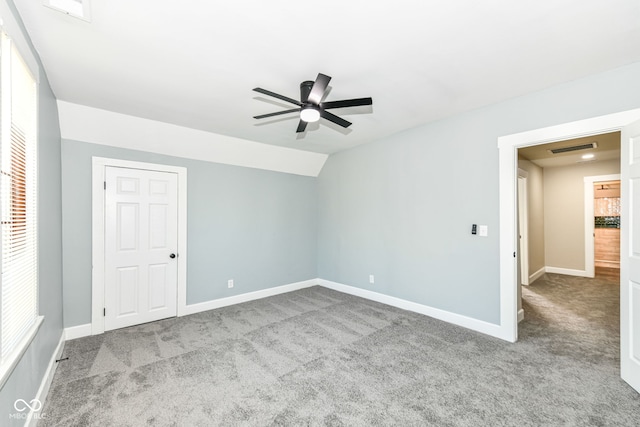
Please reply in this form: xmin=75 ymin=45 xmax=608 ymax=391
xmin=253 ymin=73 xmax=373 ymax=133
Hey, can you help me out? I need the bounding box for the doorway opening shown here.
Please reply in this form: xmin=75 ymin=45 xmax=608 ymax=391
xmin=497 ymin=108 xmax=640 ymax=343
xmin=592 ymin=179 xmax=621 ymax=277
xmin=516 ymin=134 xmax=620 ymax=328
xmin=517 ymin=131 xmax=620 ymax=279
xmin=499 ymin=110 xmax=640 ymax=393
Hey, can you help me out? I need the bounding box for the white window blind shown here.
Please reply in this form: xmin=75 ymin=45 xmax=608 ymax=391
xmin=0 ymin=31 xmax=38 ymax=362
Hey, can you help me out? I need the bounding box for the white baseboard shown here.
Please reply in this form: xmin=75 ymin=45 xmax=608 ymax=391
xmin=318 ymin=279 xmax=504 ymax=340
xmin=70 ymin=277 xmax=510 ymax=343
xmin=518 ymin=309 xmax=524 ymax=323
xmin=64 ymin=323 xmax=92 ymax=340
xmin=73 ymin=280 xmax=319 ymax=339
xmin=529 ymin=267 xmax=546 ymax=283
xmin=26 ymin=332 xmax=64 ymax=427
xmin=180 ymin=279 xmax=318 ymax=316
xmin=545 ymin=266 xmax=590 ymax=278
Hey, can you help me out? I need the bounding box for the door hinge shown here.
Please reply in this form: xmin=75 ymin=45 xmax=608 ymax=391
xmin=103 ymin=308 xmax=106 ymax=316
xmin=513 ymin=252 xmax=516 ymax=258
xmin=104 ymin=181 xmax=106 ymax=190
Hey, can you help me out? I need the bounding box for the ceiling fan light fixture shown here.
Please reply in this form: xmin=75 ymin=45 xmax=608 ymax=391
xmin=253 ymin=72 xmax=371 ymax=133
xmin=300 ymin=107 xmax=320 ymax=123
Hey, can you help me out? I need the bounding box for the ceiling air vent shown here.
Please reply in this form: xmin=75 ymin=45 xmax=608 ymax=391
xmin=548 ymin=142 xmax=597 ymax=154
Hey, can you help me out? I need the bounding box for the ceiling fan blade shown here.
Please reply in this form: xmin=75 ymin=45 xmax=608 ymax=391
xmin=296 ymin=120 xmax=308 ymax=133
xmin=307 ymin=73 xmax=331 ymax=105
xmin=320 ymin=110 xmax=351 ymax=128
xmin=322 ymin=97 xmax=373 ymax=109
xmin=253 ymin=88 xmax=301 ymax=106
xmin=253 ymin=108 xmax=300 ymax=119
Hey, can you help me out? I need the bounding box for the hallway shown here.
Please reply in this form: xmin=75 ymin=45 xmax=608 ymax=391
xmin=520 ymin=269 xmax=620 ymax=379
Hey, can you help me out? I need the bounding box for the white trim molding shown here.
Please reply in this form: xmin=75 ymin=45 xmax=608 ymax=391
xmin=25 ymin=333 xmax=64 ymax=427
xmin=181 ymin=279 xmax=318 ymax=316
xmin=529 ymin=267 xmax=546 ymax=283
xmin=498 ymin=108 xmax=640 ymax=342
xmin=545 ymin=266 xmax=590 ymax=277
xmin=518 ymin=309 xmax=524 ymax=323
xmin=517 ymin=168 xmax=529 ymax=286
xmin=318 ymin=279 xmax=505 ymax=340
xmin=64 ymin=323 xmax=92 ymax=341
xmin=0 ymin=316 xmax=43 ymax=389
xmin=58 ymin=101 xmax=328 ymax=177
xmin=91 ymin=157 xmax=188 ymax=335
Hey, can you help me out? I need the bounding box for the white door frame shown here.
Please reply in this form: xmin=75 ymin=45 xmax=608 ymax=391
xmin=517 ymin=169 xmax=529 ymax=286
xmin=584 ymin=174 xmax=621 ymax=278
xmin=91 ymin=157 xmax=188 ymax=335
xmin=498 ymin=108 xmax=640 ymax=342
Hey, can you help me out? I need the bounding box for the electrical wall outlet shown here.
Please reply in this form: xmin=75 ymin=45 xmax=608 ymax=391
xmin=227 ymin=279 xmax=234 ymax=289
xmin=369 ymin=274 xmax=375 ymax=284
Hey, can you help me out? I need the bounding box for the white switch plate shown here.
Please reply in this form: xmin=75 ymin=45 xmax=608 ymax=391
xmin=228 ymin=279 xmax=234 ymax=288
xmin=369 ymin=275 xmax=375 ymax=284
xmin=479 ymin=225 xmax=488 ymax=237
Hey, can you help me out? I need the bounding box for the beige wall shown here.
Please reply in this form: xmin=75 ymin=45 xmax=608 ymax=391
xmin=543 ymin=159 xmax=620 ymax=271
xmin=518 ymin=159 xmax=545 ymax=278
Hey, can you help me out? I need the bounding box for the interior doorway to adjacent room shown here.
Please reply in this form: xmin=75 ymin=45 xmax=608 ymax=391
xmin=516 ymin=132 xmax=620 ymax=286
xmin=592 ymin=179 xmax=621 ymax=278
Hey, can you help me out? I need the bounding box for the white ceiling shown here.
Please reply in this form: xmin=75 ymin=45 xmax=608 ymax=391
xmin=14 ymin=0 xmax=640 ymax=154
xmin=519 ymin=131 xmax=620 ymax=168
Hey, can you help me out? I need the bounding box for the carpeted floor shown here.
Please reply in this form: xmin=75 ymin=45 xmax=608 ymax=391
xmin=40 ymin=274 xmax=640 ymax=426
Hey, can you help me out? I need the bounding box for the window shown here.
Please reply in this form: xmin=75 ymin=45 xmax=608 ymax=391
xmin=0 ymin=30 xmax=40 ymax=380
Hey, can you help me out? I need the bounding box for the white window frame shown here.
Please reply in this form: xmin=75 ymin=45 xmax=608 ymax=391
xmin=0 ymin=30 xmax=42 ymax=389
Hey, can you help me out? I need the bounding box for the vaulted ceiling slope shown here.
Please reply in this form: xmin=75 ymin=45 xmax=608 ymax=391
xmin=15 ymin=0 xmax=640 ymax=154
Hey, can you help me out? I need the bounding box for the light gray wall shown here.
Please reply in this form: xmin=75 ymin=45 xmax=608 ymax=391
xmin=543 ymin=159 xmax=620 ymax=271
xmin=0 ymin=0 xmax=64 ymax=423
xmin=318 ymin=61 xmax=640 ymax=324
xmin=62 ymin=140 xmax=317 ymax=328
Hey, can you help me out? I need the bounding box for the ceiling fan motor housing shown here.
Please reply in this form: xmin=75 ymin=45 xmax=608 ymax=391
xmin=253 ymin=72 xmax=373 ymax=133
xmin=300 ymin=81 xmax=315 ymax=104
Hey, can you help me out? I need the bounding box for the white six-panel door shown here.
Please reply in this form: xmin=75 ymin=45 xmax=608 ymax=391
xmin=104 ymin=166 xmax=178 ymax=331
xmin=621 ymin=118 xmax=640 ymax=393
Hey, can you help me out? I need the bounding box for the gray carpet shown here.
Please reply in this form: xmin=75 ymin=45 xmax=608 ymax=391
xmin=40 ymin=276 xmax=640 ymax=426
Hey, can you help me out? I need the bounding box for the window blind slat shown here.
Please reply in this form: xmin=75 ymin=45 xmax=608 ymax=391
xmin=0 ymin=31 xmax=38 ymax=361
